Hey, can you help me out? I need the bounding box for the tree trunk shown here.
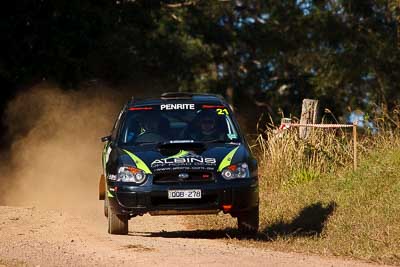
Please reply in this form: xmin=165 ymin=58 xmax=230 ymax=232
xmin=226 ymin=86 xmax=234 ymax=110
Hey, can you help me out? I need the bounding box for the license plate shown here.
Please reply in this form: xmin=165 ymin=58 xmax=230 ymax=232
xmin=168 ymin=189 xmax=201 ymax=199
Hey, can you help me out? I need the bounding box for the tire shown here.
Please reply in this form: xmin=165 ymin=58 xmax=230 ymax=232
xmin=237 ymin=206 xmax=259 ymax=235
xmin=107 ymin=205 xmax=128 ymax=235
xmin=104 ymin=197 xmax=108 ymax=217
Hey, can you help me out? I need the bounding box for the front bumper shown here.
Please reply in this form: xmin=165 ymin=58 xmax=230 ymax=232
xmin=107 ymin=178 xmax=259 ymax=217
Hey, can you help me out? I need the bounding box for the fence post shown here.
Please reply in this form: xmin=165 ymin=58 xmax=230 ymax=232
xmin=353 ymin=122 xmax=358 ymax=170
xmin=299 ymin=99 xmax=319 ymax=139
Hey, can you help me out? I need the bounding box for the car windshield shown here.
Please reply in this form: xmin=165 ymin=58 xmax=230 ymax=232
xmin=118 ymin=105 xmax=241 ymax=145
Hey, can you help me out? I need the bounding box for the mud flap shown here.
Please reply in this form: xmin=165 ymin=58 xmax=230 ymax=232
xmin=99 ymin=174 xmax=105 ymax=200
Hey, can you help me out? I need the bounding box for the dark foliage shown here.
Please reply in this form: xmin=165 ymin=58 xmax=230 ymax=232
xmin=1 ymin=0 xmax=399 ymax=125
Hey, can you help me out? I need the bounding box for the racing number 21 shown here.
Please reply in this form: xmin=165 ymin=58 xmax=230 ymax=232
xmin=216 ymin=108 xmax=229 ymax=115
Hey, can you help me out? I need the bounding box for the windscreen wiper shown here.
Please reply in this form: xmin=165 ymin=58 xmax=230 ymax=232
xmin=132 ymin=141 xmax=163 ymax=146
xmin=204 ymin=139 xmax=241 ymax=144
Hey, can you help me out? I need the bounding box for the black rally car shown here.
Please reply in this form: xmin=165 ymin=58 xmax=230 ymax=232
xmin=99 ymin=93 xmax=259 ymax=235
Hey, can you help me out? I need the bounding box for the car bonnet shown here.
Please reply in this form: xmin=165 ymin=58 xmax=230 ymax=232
xmin=118 ymin=144 xmax=247 ymax=174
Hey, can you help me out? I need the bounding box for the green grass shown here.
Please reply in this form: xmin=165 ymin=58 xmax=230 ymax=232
xmin=257 ymin=146 xmax=400 ymax=264
xmin=185 ymin=132 xmax=400 ymax=265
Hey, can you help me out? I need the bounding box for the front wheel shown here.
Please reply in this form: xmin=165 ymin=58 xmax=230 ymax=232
xmin=108 ymin=205 xmax=128 ymax=235
xmin=237 ymin=206 xmax=259 ymax=235
xmin=104 ymin=197 xmax=108 ymax=217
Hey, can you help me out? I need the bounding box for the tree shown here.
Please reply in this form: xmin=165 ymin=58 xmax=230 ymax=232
xmin=1 ymin=0 xmax=399 ymax=131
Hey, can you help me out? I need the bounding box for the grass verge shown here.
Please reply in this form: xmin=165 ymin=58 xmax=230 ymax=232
xmin=185 ymin=128 xmax=400 ymax=265
xmin=257 ymin=146 xmax=400 ymax=264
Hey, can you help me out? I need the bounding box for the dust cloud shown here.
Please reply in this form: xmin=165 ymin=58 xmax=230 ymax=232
xmin=0 ymin=83 xmax=126 ymax=213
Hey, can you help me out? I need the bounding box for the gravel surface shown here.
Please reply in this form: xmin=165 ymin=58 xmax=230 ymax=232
xmin=0 ymin=206 xmax=390 ymax=267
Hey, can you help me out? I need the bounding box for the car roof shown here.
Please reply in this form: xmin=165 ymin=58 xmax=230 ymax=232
xmin=128 ymin=92 xmax=227 ymax=108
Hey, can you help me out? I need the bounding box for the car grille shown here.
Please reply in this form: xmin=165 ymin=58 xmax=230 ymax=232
xmin=151 ymin=194 xmax=218 ymax=207
xmin=153 ymin=171 xmax=214 ymax=184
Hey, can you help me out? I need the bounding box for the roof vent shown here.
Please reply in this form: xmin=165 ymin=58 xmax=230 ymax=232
xmin=161 ymin=92 xmax=195 ymax=99
xmin=161 ymin=92 xmax=225 ymax=101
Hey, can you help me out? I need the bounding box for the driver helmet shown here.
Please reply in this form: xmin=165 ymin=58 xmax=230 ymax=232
xmin=197 ymin=110 xmax=218 ymax=136
xmin=140 ymin=112 xmax=162 ymax=133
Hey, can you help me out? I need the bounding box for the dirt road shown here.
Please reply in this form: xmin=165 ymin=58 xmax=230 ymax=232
xmin=0 ymin=87 xmax=391 ymax=266
xmin=0 ymin=205 xmax=387 ymax=267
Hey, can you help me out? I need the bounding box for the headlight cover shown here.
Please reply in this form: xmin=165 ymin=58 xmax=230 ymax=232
xmin=221 ymin=162 xmax=250 ymax=180
xmin=115 ymin=166 xmax=147 ymax=184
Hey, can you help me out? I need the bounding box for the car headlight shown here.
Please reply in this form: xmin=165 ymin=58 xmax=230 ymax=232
xmin=221 ymin=162 xmax=250 ymax=180
xmin=117 ymin=166 xmax=147 ymax=183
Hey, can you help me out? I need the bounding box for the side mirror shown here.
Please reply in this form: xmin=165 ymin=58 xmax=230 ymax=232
xmin=101 ymin=135 xmax=111 ymax=142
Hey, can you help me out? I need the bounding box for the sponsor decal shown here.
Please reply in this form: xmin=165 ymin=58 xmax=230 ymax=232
xmin=216 ymin=108 xmax=229 ymax=115
xmin=227 ymin=133 xmax=238 ymax=139
xmin=217 ymin=146 xmax=240 ymax=172
xmin=123 ymin=149 xmax=152 ymax=174
xmin=160 ymin=104 xmax=195 ymax=110
xmin=151 ymin=150 xmax=216 ymax=168
xmin=151 ymin=157 xmax=216 ymax=166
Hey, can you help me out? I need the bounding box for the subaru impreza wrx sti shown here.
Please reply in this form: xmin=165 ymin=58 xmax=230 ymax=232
xmin=99 ymin=93 xmax=259 ymax=235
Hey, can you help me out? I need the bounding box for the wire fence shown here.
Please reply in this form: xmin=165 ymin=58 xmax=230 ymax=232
xmin=279 ymin=121 xmax=358 ymax=170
